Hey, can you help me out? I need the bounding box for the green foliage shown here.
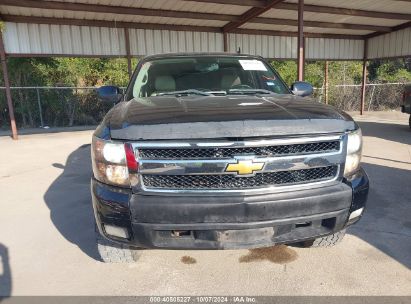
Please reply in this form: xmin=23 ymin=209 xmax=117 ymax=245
xmin=375 ymin=63 xmax=411 ymax=83
xmin=1 ymin=56 xmax=410 ymax=130
xmin=0 ymin=57 xmax=137 ymax=128
xmin=368 ymin=58 xmax=411 ymax=83
xmin=305 ymin=62 xmax=324 ymax=88
xmin=270 ymin=60 xmax=297 ymax=86
xmin=101 ymin=58 xmax=130 ymax=87
xmin=34 ymin=57 xmax=137 ymax=87
xmin=327 ymin=61 xmax=363 ymax=85
xmin=269 ymin=59 xmax=410 ymax=111
xmin=270 ymin=60 xmax=408 ymax=87
xmin=6 ymin=58 xmax=49 ymax=86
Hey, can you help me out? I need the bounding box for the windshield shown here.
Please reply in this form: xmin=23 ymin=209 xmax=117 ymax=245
xmin=129 ymin=56 xmax=290 ymax=98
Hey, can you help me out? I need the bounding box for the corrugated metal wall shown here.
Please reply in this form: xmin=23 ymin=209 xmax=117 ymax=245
xmin=128 ymin=29 xmax=223 ymax=55
xmin=367 ymin=27 xmax=411 ymax=59
xmin=227 ymin=33 xmax=364 ymax=60
xmin=4 ymin=21 xmax=408 ymax=60
xmin=306 ymin=38 xmax=364 ymax=60
xmin=3 ymin=22 xmax=126 ymax=56
xmin=228 ymin=33 xmax=297 ymax=59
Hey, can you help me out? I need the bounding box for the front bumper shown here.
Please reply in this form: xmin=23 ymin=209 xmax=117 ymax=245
xmin=401 ymin=104 xmax=411 ymax=114
xmin=92 ymin=168 xmax=369 ymax=249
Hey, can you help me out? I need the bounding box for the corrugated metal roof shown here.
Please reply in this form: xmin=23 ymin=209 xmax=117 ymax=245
xmin=1 ymin=0 xmax=409 ymax=33
xmin=0 ymin=6 xmax=228 ymax=27
xmin=286 ymin=0 xmax=411 ymax=14
xmin=260 ymin=9 xmax=407 ymax=27
xmin=302 ymin=27 xmax=371 ymax=35
xmin=241 ymin=23 xmax=372 ymax=35
xmin=1 ymin=0 xmax=410 ymax=59
xmin=45 ymin=0 xmax=249 ymax=15
xmin=240 ymin=24 xmax=297 ymax=32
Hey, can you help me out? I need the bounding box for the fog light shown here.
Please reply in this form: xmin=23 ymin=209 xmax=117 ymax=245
xmin=104 ymin=224 xmax=129 ymax=239
xmin=347 ymin=208 xmax=364 ymax=225
xmin=349 ymin=208 xmax=364 ymax=220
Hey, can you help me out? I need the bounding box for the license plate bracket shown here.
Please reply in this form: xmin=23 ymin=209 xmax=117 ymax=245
xmin=218 ymin=227 xmax=275 ymax=243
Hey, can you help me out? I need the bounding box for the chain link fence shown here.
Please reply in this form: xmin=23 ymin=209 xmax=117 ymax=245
xmin=0 ymin=83 xmax=409 ymax=130
xmin=0 ymin=87 xmax=125 ymax=130
xmin=313 ymin=83 xmax=409 ymax=112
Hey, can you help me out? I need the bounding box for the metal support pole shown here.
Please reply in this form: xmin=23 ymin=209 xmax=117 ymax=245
xmin=297 ymin=0 xmax=304 ymax=81
xmin=324 ymin=61 xmax=329 ymax=104
xmin=0 ymin=31 xmax=17 ymax=139
xmin=360 ymin=39 xmax=368 ymax=115
xmin=223 ymin=32 xmax=228 ymax=52
xmin=36 ymin=88 xmax=44 ymax=127
xmin=124 ymin=28 xmax=133 ymax=79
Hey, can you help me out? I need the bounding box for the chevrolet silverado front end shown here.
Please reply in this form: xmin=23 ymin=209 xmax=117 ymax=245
xmin=90 ymin=53 xmax=369 ymax=262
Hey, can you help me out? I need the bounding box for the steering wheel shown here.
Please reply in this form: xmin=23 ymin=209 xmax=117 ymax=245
xmin=230 ymin=84 xmax=253 ymax=90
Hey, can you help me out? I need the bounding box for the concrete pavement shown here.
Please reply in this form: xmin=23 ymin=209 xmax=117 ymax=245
xmin=0 ymin=111 xmax=410 ymax=296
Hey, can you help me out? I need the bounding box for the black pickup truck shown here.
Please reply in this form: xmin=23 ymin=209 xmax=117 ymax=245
xmin=91 ymin=53 xmax=369 ymax=262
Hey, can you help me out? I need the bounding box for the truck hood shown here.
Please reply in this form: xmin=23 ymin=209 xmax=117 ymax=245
xmin=106 ymin=94 xmax=356 ymax=140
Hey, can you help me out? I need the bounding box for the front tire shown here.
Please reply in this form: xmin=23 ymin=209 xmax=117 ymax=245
xmin=296 ymin=229 xmax=346 ymax=248
xmin=95 ymin=226 xmax=141 ymax=263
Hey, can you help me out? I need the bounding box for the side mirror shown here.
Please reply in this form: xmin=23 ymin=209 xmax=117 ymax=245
xmin=291 ymin=81 xmax=313 ymax=97
xmin=97 ymin=86 xmax=123 ymax=104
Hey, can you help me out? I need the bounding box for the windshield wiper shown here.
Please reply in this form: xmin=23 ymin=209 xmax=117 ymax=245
xmin=157 ymin=89 xmax=212 ymax=97
xmin=228 ymin=89 xmax=276 ymax=95
xmin=204 ymin=90 xmax=227 ymax=96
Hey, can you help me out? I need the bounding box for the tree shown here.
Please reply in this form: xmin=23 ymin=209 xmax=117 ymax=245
xmin=1 ymin=57 xmax=135 ymax=128
xmin=271 ymin=60 xmax=297 ymax=86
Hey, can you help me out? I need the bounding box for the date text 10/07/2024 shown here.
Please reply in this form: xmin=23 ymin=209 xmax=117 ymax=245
xmin=149 ymin=297 xmax=257 ymax=303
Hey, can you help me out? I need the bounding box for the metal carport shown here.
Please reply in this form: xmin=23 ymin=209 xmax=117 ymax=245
xmin=0 ymin=0 xmax=410 ymax=139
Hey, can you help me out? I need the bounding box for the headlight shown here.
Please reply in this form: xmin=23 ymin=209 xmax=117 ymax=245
xmin=344 ymin=128 xmax=362 ymax=176
xmin=91 ymin=136 xmax=138 ymax=187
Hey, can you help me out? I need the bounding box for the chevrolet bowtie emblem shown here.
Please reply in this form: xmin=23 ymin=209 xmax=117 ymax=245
xmin=225 ymin=159 xmax=265 ymax=176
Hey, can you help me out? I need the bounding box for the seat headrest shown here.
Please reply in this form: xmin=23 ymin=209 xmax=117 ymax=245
xmin=221 ymin=73 xmax=241 ymax=90
xmin=155 ymin=75 xmax=176 ymax=92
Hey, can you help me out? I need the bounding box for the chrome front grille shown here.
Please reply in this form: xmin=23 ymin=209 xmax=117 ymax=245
xmin=132 ymin=135 xmax=346 ymax=193
xmin=139 ymin=141 xmax=340 ymax=159
xmin=142 ymin=166 xmax=338 ymax=190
